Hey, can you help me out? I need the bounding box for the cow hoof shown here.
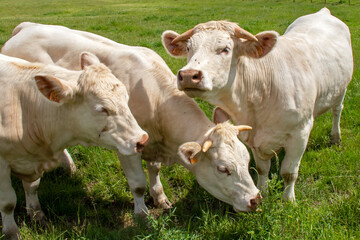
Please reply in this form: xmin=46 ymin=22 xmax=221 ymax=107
xmin=157 ymin=199 xmax=172 ymax=210
xmin=135 ymin=210 xmax=148 ymax=219
xmin=3 ymin=228 xmax=21 ymax=240
xmin=330 ymin=135 xmax=341 ymax=145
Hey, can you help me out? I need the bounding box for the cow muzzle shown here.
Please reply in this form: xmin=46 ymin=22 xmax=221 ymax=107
xmin=177 ymin=69 xmax=204 ymax=91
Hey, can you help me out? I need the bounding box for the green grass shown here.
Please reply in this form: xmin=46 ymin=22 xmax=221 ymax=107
xmin=1 ymin=0 xmax=359 ymax=239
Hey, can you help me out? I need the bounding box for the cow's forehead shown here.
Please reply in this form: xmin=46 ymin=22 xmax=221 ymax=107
xmin=189 ymin=30 xmax=232 ymax=48
xmin=206 ymin=122 xmax=239 ymax=146
xmin=80 ymin=65 xmax=124 ymax=92
xmin=78 ymin=65 xmax=128 ymax=106
xmin=194 ymin=20 xmax=238 ymax=33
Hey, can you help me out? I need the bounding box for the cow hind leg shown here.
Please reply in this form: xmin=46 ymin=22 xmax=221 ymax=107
xmin=330 ymin=91 xmax=346 ymax=145
xmin=146 ymin=161 xmax=172 ymax=209
xmin=281 ymin=118 xmax=313 ymax=201
xmin=117 ymin=152 xmax=148 ymax=217
xmin=22 ymin=179 xmax=46 ymax=224
xmin=0 ymin=160 xmax=20 ymax=240
xmin=60 ymin=149 xmax=76 ymax=175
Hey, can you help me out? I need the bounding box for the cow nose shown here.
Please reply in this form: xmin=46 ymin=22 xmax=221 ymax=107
xmin=178 ymin=69 xmax=202 ymax=84
xmin=136 ymin=134 xmax=149 ymax=153
xmin=249 ymin=193 xmax=262 ymax=210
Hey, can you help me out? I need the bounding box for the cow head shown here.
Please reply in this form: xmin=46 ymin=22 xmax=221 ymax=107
xmin=177 ymin=108 xmax=260 ymax=212
xmin=162 ymin=21 xmax=278 ymax=98
xmin=35 ymin=52 xmax=148 ymax=155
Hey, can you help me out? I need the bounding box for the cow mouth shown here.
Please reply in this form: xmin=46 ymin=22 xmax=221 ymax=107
xmin=183 ymin=88 xmax=207 ymax=98
xmin=184 ymin=88 xmax=206 ymax=92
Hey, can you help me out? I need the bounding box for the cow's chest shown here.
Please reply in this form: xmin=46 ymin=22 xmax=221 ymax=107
xmin=8 ymin=152 xmax=62 ymax=182
xmin=142 ymin=141 xmax=178 ymax=166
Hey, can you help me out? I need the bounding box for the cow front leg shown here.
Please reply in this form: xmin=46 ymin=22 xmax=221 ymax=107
xmin=253 ymin=150 xmax=271 ymax=194
xmin=117 ymin=152 xmax=148 ymax=217
xmin=0 ymin=160 xmax=20 ymax=240
xmin=146 ymin=161 xmax=172 ymax=209
xmin=22 ymin=179 xmax=46 ymax=224
xmin=281 ymin=119 xmax=313 ymax=201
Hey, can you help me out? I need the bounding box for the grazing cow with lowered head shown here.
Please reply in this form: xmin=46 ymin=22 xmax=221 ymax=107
xmin=162 ymin=8 xmax=353 ymax=201
xmin=0 ymin=53 xmax=148 ymax=240
xmin=2 ymin=22 xmax=261 ymax=220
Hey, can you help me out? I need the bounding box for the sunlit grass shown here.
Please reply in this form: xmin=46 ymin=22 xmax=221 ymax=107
xmin=0 ymin=0 xmax=359 ymax=239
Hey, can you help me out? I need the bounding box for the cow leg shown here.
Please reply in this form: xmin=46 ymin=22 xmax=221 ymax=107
xmin=22 ymin=179 xmax=46 ymax=224
xmin=0 ymin=160 xmax=20 ymax=240
xmin=253 ymin=150 xmax=271 ymax=194
xmin=146 ymin=161 xmax=172 ymax=209
xmin=60 ymin=149 xmax=76 ymax=175
xmin=330 ymin=91 xmax=346 ymax=145
xmin=117 ymin=152 xmax=148 ymax=217
xmin=281 ymin=119 xmax=313 ymax=201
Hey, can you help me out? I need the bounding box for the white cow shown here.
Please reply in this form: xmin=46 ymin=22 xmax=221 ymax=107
xmin=0 ymin=53 xmax=148 ymax=240
xmin=2 ymin=22 xmax=261 ymax=220
xmin=162 ymin=8 xmax=353 ymax=201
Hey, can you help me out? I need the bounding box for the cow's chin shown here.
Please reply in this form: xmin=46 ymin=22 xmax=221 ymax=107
xmin=233 ymin=206 xmax=253 ymax=213
xmin=183 ymin=88 xmax=207 ymax=98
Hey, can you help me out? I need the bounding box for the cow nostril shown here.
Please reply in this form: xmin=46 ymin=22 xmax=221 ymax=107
xmin=136 ymin=143 xmax=145 ymax=152
xmin=249 ymin=198 xmax=258 ymax=210
xmin=177 ymin=71 xmax=183 ymax=81
xmin=192 ymin=71 xmax=202 ymax=83
xmin=249 ymin=194 xmax=262 ymax=210
xmin=136 ymin=134 xmax=149 ymax=153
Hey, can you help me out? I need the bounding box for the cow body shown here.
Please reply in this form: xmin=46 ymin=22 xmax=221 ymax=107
xmin=162 ymin=8 xmax=353 ymax=201
xmin=2 ymin=22 xmax=260 ymax=224
xmin=0 ymin=53 xmax=148 ymax=239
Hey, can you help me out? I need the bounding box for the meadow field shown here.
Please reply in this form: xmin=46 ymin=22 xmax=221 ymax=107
xmin=0 ymin=0 xmax=359 ymax=239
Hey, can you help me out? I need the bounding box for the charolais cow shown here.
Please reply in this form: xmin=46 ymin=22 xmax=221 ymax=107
xmin=0 ymin=53 xmax=148 ymax=239
xmin=162 ymin=8 xmax=353 ymax=201
xmin=2 ymin=22 xmax=261 ymax=220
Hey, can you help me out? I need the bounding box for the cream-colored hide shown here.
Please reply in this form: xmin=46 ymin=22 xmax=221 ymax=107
xmin=0 ymin=53 xmax=147 ymax=240
xmin=2 ymin=22 xmax=260 ymax=227
xmin=162 ymin=8 xmax=353 ymax=201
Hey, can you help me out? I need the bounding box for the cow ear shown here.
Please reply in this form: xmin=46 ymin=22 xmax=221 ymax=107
xmin=34 ymin=75 xmax=74 ymax=103
xmin=213 ymin=107 xmax=231 ymax=124
xmin=241 ymin=31 xmax=278 ymax=58
xmin=162 ymin=30 xmax=188 ymax=58
xmin=178 ymin=142 xmax=202 ymax=167
xmin=80 ymin=52 xmax=101 ymax=69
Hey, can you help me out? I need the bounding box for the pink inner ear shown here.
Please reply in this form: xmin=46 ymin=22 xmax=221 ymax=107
xmin=213 ymin=107 xmax=231 ymax=124
xmin=256 ymin=32 xmax=277 ymax=57
xmin=172 ymin=47 xmax=183 ymax=56
xmin=35 ymin=75 xmax=64 ymax=103
xmin=49 ymin=91 xmax=62 ymax=103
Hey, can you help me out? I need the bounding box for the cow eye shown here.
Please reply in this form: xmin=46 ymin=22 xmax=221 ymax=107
xmin=221 ymin=47 xmax=230 ymax=54
xmin=186 ymin=47 xmax=190 ymax=52
xmin=95 ymin=105 xmax=110 ymax=116
xmin=100 ymin=108 xmax=110 ymax=116
xmin=217 ymin=166 xmax=231 ymax=175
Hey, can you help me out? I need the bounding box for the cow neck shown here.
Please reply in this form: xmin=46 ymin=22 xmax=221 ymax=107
xmin=19 ymin=75 xmax=80 ymax=158
xmin=156 ymin=88 xmax=214 ymax=165
xmin=196 ymin=55 xmax=279 ymax=146
xmin=26 ymin=95 xmax=73 ymax=153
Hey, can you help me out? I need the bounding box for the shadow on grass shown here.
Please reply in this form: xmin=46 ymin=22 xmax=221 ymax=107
xmin=10 ymin=166 xmax=151 ymax=239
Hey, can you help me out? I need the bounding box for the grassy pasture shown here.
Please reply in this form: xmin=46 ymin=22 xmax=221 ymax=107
xmin=0 ymin=0 xmax=359 ymax=239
